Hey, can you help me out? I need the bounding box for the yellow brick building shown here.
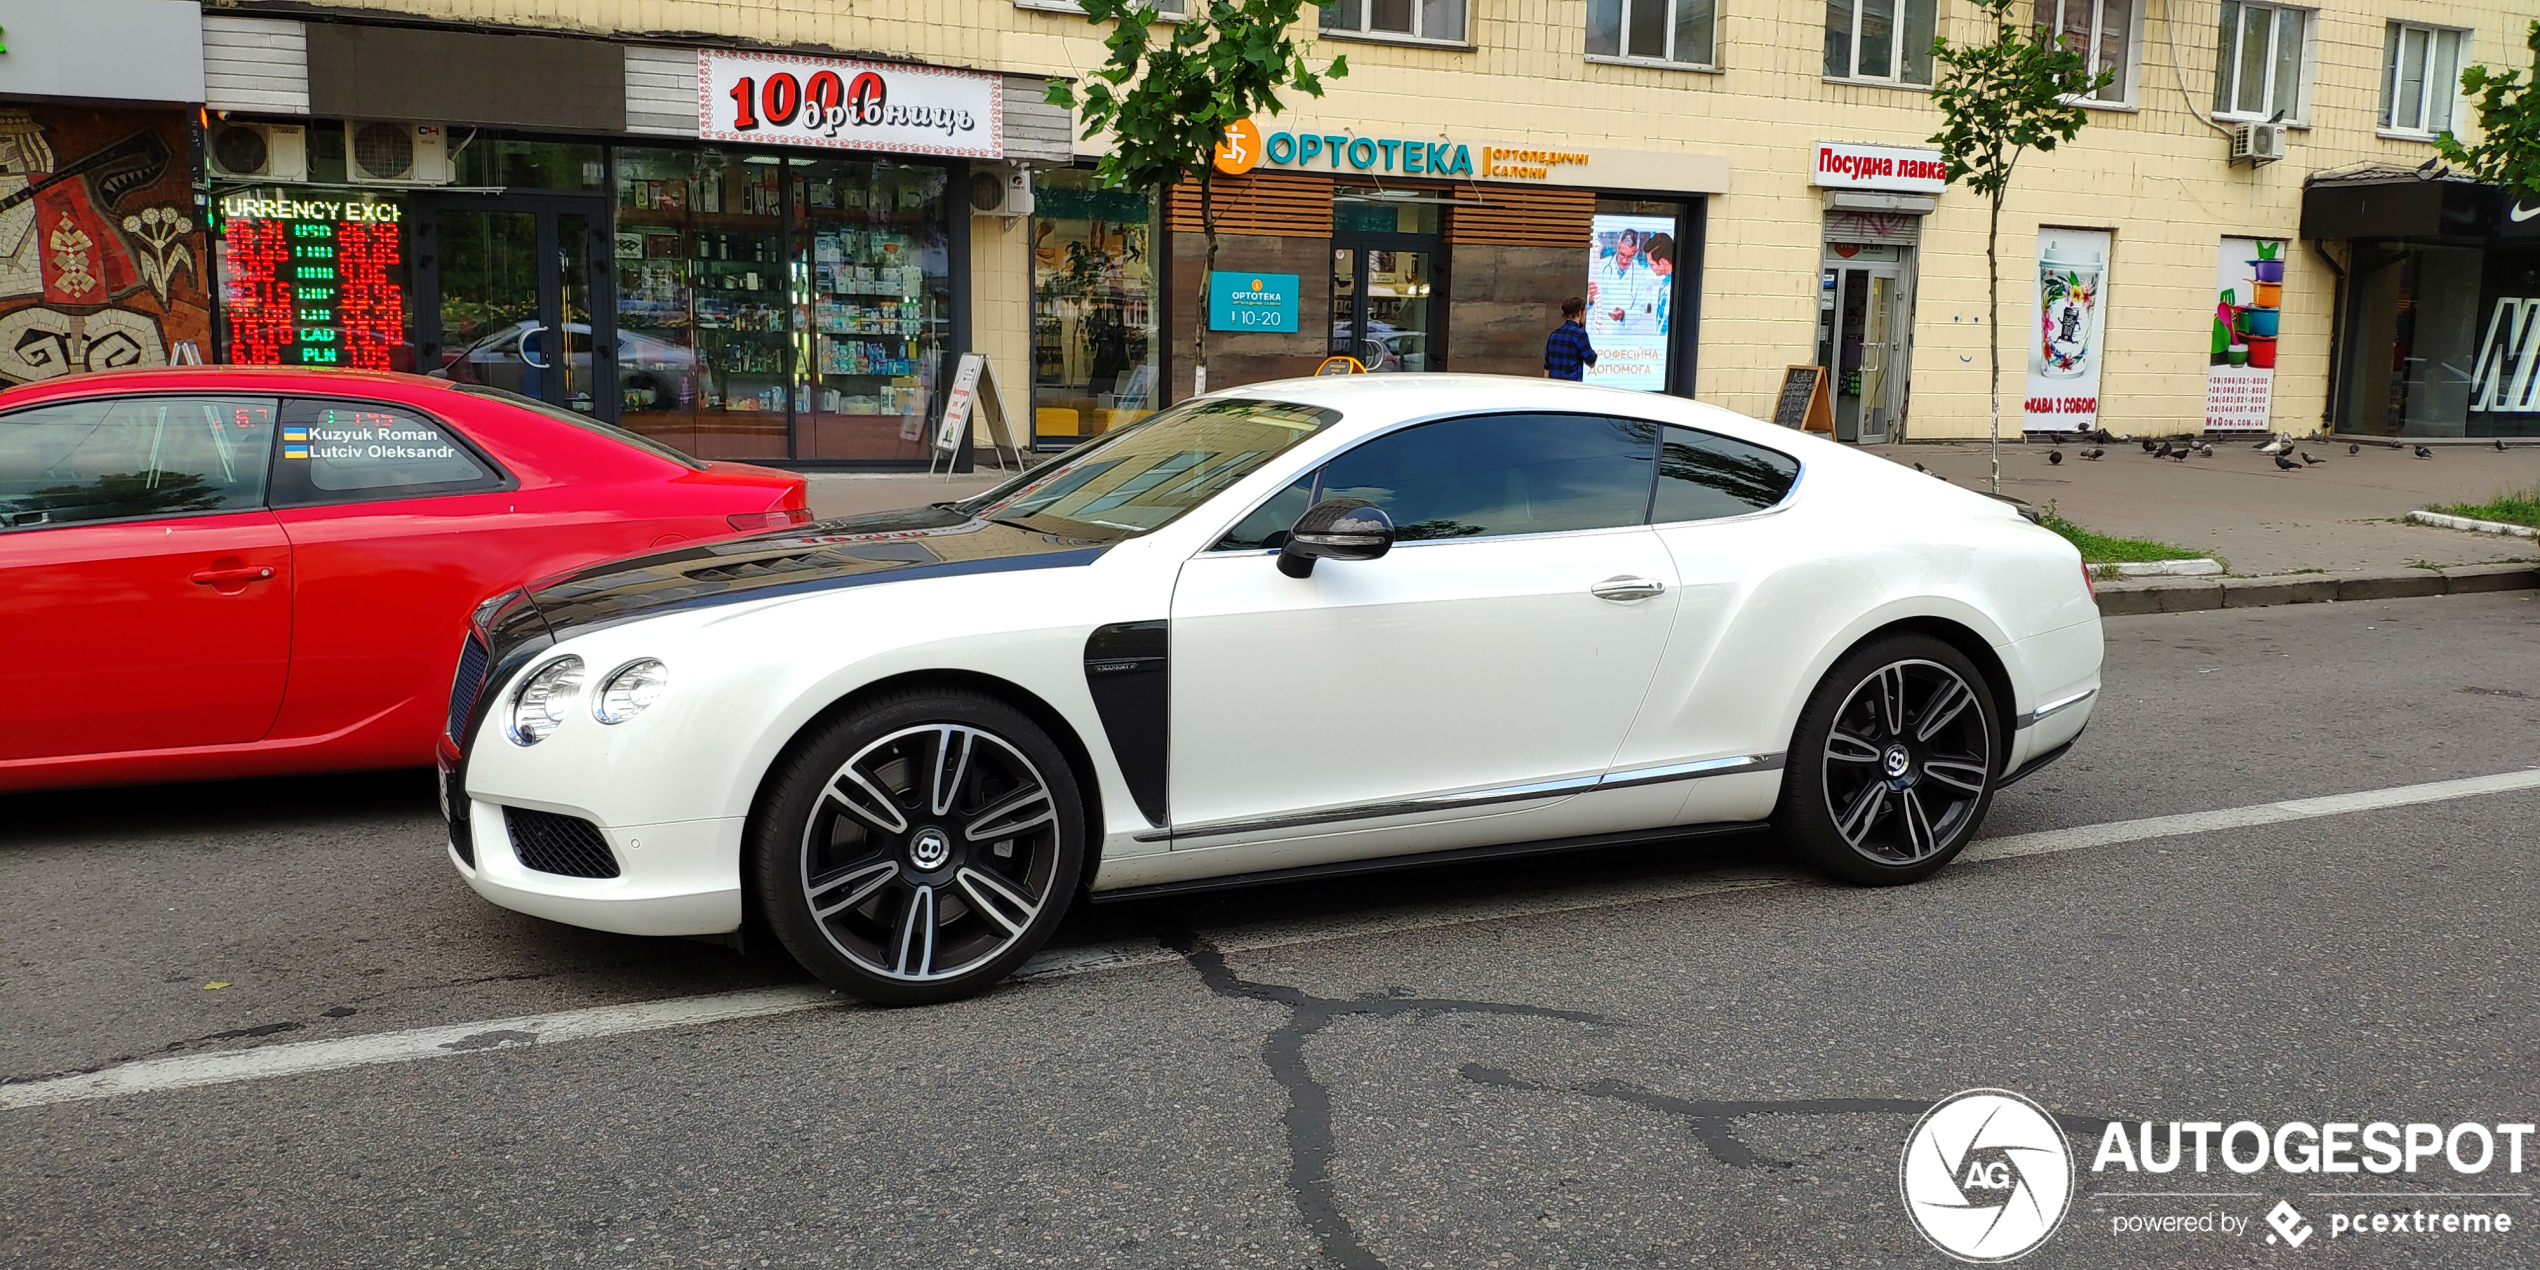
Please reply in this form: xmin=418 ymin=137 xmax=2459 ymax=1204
xmin=195 ymin=1 xmax=2539 ymax=458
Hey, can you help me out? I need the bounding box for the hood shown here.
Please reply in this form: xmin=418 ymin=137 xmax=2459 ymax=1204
xmin=519 ymin=504 xmax=1110 ymax=641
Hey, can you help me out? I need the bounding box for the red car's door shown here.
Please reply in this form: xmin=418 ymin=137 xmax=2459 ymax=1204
xmin=0 ymin=395 xmax=291 ymax=760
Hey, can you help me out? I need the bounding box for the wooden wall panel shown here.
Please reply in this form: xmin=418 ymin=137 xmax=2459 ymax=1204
xmin=1165 ymin=171 xmax=1333 ymax=237
xmin=1447 ymin=186 xmax=1596 ymax=248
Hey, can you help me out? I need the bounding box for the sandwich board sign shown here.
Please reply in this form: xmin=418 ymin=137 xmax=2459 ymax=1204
xmin=931 ymin=352 xmax=1024 ymax=475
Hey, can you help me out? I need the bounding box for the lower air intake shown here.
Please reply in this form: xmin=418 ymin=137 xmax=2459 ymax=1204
xmin=503 ymin=807 xmax=621 ymax=879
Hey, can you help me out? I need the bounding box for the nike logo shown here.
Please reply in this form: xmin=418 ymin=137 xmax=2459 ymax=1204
xmin=2514 ymin=202 xmax=2540 ymax=223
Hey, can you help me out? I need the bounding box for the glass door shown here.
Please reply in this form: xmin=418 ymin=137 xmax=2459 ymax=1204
xmin=418 ymin=197 xmax=614 ymax=417
xmin=1815 ymin=248 xmax=1909 ymax=443
xmin=1330 ymin=195 xmax=1443 ymax=373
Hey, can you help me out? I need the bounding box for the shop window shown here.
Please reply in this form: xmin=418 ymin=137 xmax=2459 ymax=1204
xmin=2339 ymin=241 xmax=2540 ymax=439
xmin=1587 ymin=0 xmax=1718 ymax=69
xmin=2036 ymin=0 xmax=2137 ymax=105
xmin=451 ymin=136 xmax=605 ymax=191
xmin=1823 ymin=0 xmax=1936 ymax=85
xmin=2214 ymin=3 xmax=2309 ymax=123
xmin=2378 ymin=22 xmax=2466 ymax=138
xmin=1320 ymin=0 xmax=1467 ymax=45
xmin=1031 ymin=169 xmax=1159 ymax=449
xmin=793 ymin=159 xmax=955 ymax=461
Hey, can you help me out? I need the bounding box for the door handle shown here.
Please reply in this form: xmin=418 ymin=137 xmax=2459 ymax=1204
xmin=1590 ymin=575 xmax=1666 ymax=602
xmin=190 ymin=566 xmax=276 ymax=585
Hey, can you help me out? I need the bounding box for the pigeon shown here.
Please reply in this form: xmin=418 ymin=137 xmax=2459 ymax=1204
xmin=2093 ymin=428 xmax=2115 ymax=445
xmin=2155 ymin=441 xmax=2175 ymax=458
xmin=2275 ymin=453 xmax=2302 ymax=471
xmin=2499 ymin=438 xmax=2511 ymax=452
xmin=2171 ymin=446 xmax=2190 ymax=462
xmin=2414 ymin=445 xmax=2435 ymax=459
xmin=2080 ymin=446 xmax=2105 ymax=460
xmin=2048 ymin=449 xmax=2063 ymax=465
xmin=2258 ymin=436 xmax=2289 ymax=455
xmin=1913 ymin=461 xmax=1929 ymax=473
xmin=2141 ymin=438 xmax=2159 ymax=453
xmin=2194 ymin=440 xmax=2215 ymax=457
xmin=2301 ymin=450 xmax=2323 ymax=465
xmin=2252 ymin=434 xmax=2276 ymax=449
xmin=2348 ymin=443 xmax=2361 ymax=455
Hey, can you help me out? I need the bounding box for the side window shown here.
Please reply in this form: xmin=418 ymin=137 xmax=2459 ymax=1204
xmin=271 ymin=399 xmax=498 ymax=504
xmin=1317 ymin=413 xmax=1657 ymax=542
xmin=1652 ymin=425 xmax=1799 ymax=523
xmin=1212 ymin=473 xmax=1317 ymax=551
xmin=0 ymin=395 xmax=278 ymax=530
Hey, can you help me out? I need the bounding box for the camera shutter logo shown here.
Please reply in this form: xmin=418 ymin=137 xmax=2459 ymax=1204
xmin=1899 ymin=1089 xmax=2074 ymax=1262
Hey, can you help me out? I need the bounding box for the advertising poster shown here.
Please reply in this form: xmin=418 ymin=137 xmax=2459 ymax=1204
xmin=2204 ymin=237 xmax=2284 ymax=432
xmin=1584 ymin=213 xmax=1675 ymax=393
xmin=2022 ymin=228 xmax=2112 ymax=433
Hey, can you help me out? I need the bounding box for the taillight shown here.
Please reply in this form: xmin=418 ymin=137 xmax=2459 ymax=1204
xmin=727 ymin=508 xmax=815 ymax=533
xmin=2080 ymin=560 xmax=2097 ymax=598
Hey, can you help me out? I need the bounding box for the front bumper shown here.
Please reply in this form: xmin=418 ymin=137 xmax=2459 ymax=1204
xmin=443 ymin=774 xmax=744 ymax=936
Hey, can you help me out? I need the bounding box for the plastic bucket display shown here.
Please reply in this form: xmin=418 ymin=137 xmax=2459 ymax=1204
xmin=2250 ymin=258 xmax=2285 ymax=283
xmin=2253 ymin=280 xmax=2282 ymax=307
xmin=2246 ymin=336 xmax=2277 ymax=368
xmin=2242 ymin=307 xmax=2279 ymax=338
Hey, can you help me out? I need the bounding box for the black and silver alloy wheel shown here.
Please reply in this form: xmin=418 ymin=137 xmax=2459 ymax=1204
xmin=757 ymin=691 xmax=1083 ymax=1005
xmin=1778 ymin=635 xmax=2000 ymax=885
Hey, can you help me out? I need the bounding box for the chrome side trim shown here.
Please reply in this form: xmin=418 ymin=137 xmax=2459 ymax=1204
xmin=2017 ymin=687 xmax=2097 ymax=730
xmin=1140 ymin=751 xmax=1788 ymax=843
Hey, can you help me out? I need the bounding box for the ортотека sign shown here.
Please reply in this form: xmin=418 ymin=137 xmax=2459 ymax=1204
xmin=1209 ymin=272 xmax=1299 ymax=333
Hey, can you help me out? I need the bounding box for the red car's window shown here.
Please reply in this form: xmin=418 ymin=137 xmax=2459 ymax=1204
xmin=268 ymin=398 xmax=503 ymax=506
xmin=452 ymin=383 xmax=707 ymax=470
xmin=0 ymin=395 xmax=278 ymax=530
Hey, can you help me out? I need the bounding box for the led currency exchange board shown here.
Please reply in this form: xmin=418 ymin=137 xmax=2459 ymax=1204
xmin=219 ymin=194 xmax=403 ymax=371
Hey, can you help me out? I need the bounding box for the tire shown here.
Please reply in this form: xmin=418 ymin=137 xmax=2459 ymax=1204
xmin=1775 ymin=634 xmax=2002 ymax=886
xmin=753 ymin=688 xmax=1084 ymax=1006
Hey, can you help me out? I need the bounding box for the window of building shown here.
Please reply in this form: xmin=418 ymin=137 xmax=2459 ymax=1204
xmin=1824 ymin=0 xmax=1937 ymax=85
xmin=2214 ymin=3 xmax=2309 ymax=123
xmin=2037 ymin=0 xmax=2137 ymax=105
xmin=1032 ymin=169 xmax=1160 ymax=450
xmin=0 ymin=397 xmax=277 ymax=529
xmin=1587 ymin=0 xmax=1718 ymax=69
xmin=1320 ymin=0 xmax=1468 ymax=45
xmin=2379 ymin=22 xmax=2466 ymax=137
xmin=2339 ymin=240 xmax=2540 ymax=439
xmin=1017 ymin=0 xmax=1186 ymax=15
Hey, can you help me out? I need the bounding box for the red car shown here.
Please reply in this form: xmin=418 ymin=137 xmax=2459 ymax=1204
xmin=0 ymin=368 xmax=808 ymax=791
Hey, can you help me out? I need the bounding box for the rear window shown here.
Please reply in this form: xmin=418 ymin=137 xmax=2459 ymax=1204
xmin=454 ymin=384 xmax=706 ymax=470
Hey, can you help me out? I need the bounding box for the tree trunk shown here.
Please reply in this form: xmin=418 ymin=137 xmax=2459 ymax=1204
xmin=1987 ymin=191 xmax=2002 ymax=496
xmin=1196 ymin=166 xmax=1216 ymax=397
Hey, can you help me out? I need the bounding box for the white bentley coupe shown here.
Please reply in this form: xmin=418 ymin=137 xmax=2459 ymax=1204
xmin=441 ymin=376 xmax=2102 ymax=1004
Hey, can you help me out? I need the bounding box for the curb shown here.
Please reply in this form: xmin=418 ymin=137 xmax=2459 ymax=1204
xmin=2097 ymin=557 xmax=2223 ymax=578
xmin=2095 ymin=563 xmax=2540 ymax=616
xmin=2409 ymin=509 xmax=2540 ymax=539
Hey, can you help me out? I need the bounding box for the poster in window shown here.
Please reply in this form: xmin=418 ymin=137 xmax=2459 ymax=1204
xmin=2204 ymin=237 xmax=2284 ymax=432
xmin=1584 ymin=213 xmax=1675 ymax=393
xmin=2023 ymin=228 xmax=2111 ymax=433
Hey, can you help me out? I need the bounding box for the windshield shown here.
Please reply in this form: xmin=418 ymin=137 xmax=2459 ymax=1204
xmin=953 ymin=397 xmax=1338 ymax=542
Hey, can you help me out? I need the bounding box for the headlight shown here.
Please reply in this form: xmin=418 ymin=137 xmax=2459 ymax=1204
xmin=593 ymin=659 xmax=668 ymax=724
xmin=506 ymin=656 xmax=584 ymax=745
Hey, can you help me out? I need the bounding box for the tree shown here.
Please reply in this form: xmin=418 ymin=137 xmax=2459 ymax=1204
xmin=1927 ymin=0 xmax=2109 ymax=494
xmin=2436 ymin=20 xmax=2540 ymax=200
xmin=1049 ymin=2 xmax=1343 ymax=396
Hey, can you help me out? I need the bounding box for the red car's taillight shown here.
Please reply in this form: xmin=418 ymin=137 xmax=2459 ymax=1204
xmin=728 ymin=508 xmax=815 ymax=533
xmin=2081 ymin=559 xmax=2097 ymax=598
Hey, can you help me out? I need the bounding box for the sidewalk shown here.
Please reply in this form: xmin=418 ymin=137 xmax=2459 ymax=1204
xmin=802 ymin=471 xmax=1002 ymax=520
xmin=1886 ymin=439 xmax=2540 ymax=576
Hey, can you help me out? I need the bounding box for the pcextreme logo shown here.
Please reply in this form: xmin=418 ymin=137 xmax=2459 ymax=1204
xmin=1900 ymin=1089 xmax=2075 ymax=1262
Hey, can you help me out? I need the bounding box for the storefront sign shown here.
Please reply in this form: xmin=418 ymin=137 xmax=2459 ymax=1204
xmin=217 ymin=191 xmax=404 ymax=371
xmin=1811 ymin=142 xmax=1948 ymax=194
xmin=2204 ymin=237 xmax=2284 ymax=432
xmin=699 ymin=50 xmax=1002 ymax=159
xmin=2470 ymin=296 xmax=2540 ymax=413
xmin=2023 ymin=228 xmax=2112 ymax=433
xmin=1208 ymin=272 xmax=1299 ymax=333
xmin=1214 ymin=122 xmax=1729 ymax=193
xmin=1585 ymin=212 xmax=1676 ymax=393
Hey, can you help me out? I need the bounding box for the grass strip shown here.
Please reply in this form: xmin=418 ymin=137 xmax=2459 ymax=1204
xmin=2428 ymin=485 xmax=2540 ymax=530
xmin=2036 ymin=500 xmax=2204 ymax=564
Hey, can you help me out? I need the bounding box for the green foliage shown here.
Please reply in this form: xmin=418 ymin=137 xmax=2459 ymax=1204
xmin=2037 ymin=502 xmax=2204 ymax=564
xmin=2436 ymin=20 xmax=2540 ymax=199
xmin=1046 ymin=2 xmax=1343 ymax=212
xmin=2430 ymin=483 xmax=2540 ymax=530
xmin=1926 ymin=0 xmax=2108 ymax=203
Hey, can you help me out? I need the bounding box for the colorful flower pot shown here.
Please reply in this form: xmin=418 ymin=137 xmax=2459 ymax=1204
xmin=2250 ymin=259 xmax=2285 ymax=283
xmin=2246 ymin=335 xmax=2277 ymax=368
xmin=2253 ymin=280 xmax=2282 ymax=307
xmin=2243 ymin=307 xmax=2279 ymax=338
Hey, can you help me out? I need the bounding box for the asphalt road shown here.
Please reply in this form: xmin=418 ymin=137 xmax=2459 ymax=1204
xmin=6 ymin=592 xmax=2538 ymax=1268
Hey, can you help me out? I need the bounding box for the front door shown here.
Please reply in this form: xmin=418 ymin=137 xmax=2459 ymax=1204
xmin=416 ymin=197 xmax=615 ymax=418
xmin=1816 ymin=249 xmax=1912 ymax=444
xmin=1168 ymin=412 xmax=1679 ymax=844
xmin=1330 ymin=240 xmax=1441 ymax=373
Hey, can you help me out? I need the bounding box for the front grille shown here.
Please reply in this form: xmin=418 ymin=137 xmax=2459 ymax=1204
xmin=447 ymin=635 xmax=491 ymax=743
xmin=504 ymin=808 xmax=620 ymax=878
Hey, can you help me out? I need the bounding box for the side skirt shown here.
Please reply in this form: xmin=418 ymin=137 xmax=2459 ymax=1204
xmin=1085 ymin=820 xmax=1770 ymax=905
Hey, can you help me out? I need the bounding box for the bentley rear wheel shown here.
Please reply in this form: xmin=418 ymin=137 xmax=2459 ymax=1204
xmin=1776 ymin=635 xmax=2000 ymax=886
xmin=755 ymin=689 xmax=1083 ymax=1006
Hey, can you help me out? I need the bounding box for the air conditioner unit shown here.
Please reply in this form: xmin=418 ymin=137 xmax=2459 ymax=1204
xmin=2230 ymin=121 xmax=2287 ymax=166
xmin=966 ymin=163 xmax=1034 ymax=219
xmin=344 ymin=121 xmax=452 ymax=185
xmin=206 ymin=121 xmax=308 ymax=182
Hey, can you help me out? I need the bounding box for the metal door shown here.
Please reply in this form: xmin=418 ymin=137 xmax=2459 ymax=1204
xmin=414 ymin=196 xmax=617 ymax=419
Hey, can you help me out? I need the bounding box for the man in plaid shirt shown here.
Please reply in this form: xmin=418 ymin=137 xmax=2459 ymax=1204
xmin=1543 ymin=297 xmax=1598 ymax=381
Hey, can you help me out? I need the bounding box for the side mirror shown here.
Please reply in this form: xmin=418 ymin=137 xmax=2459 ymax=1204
xmin=1277 ymin=497 xmax=1394 ymax=578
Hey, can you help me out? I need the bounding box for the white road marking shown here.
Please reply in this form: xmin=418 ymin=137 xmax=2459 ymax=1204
xmin=9 ymin=768 xmax=2538 ymax=1112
